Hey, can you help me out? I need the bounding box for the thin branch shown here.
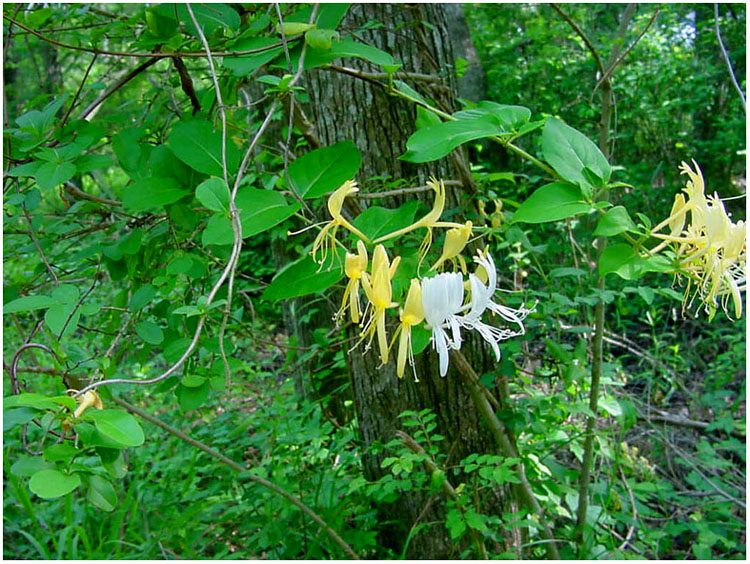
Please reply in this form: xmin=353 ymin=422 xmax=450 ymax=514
xmin=64 ymin=181 xmax=121 ymax=207
xmin=21 ymin=205 xmax=59 ymax=286
xmin=354 ymin=180 xmax=463 ymax=199
xmin=112 ymin=396 xmax=360 ymax=559
xmin=186 ymin=3 xmax=235 ymax=387
xmin=550 ymin=4 xmax=605 ymax=75
xmin=3 ymin=15 xmax=297 ymax=59
xmin=714 ymin=3 xmax=746 ymax=110
xmin=594 ymin=8 xmax=661 ymax=94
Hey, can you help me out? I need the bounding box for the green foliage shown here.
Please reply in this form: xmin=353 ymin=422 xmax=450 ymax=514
xmin=3 ymin=2 xmax=745 ymax=561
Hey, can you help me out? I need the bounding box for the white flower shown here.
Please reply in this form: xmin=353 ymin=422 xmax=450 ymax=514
xmin=459 ymin=252 xmax=533 ymax=360
xmin=422 ymin=272 xmax=465 ymax=377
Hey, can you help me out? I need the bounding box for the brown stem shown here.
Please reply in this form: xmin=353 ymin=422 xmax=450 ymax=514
xmin=172 ymin=57 xmax=201 ymax=115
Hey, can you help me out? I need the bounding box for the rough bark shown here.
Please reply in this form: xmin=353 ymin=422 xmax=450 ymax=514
xmin=298 ymin=5 xmax=512 ymax=558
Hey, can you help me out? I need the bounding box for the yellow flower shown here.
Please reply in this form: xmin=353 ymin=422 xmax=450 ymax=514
xmin=311 ymin=180 xmax=369 ymax=265
xmin=360 ymin=245 xmax=400 ymax=364
xmin=335 ymin=240 xmax=368 ymax=324
xmin=430 ymin=221 xmax=473 ymax=272
xmin=651 ymin=161 xmax=746 ymax=319
xmin=392 ymin=278 xmax=425 ymax=380
xmin=74 ymin=390 xmax=104 ymax=418
xmin=373 ymin=178 xmax=464 ymax=265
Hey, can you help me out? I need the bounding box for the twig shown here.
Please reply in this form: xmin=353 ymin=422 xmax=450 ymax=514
xmin=64 ymin=181 xmax=121 ymax=207
xmin=550 ymin=4 xmax=606 ymax=75
xmin=2 ymin=15 xmax=295 ymax=59
xmin=594 ymin=8 xmax=661 ymax=94
xmin=617 ymin=467 xmax=638 ymax=551
xmin=21 ymin=205 xmax=59 ymax=286
xmin=451 ymin=350 xmax=561 ymax=559
xmin=112 ymin=397 xmax=360 ymax=559
xmin=637 ymin=408 xmax=745 ymax=441
xmin=714 ymin=3 xmax=746 ymax=110
xmin=186 ymin=3 xmax=236 ymax=388
xmin=354 ymin=180 xmax=463 ymax=199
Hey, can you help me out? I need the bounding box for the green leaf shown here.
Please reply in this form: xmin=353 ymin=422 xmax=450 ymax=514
xmin=43 ymin=443 xmax=81 ymax=463
xmin=112 ymin=127 xmax=145 ymax=174
xmin=176 ymin=381 xmax=210 ymax=411
xmin=122 ymin=177 xmax=189 ymax=212
xmin=513 ymin=182 xmax=591 ymax=223
xmin=35 ymin=161 xmax=76 ymax=190
xmin=305 ymin=29 xmax=338 ymax=50
xmin=135 ymin=321 xmax=164 ymax=345
xmin=541 ymin=117 xmax=611 ymax=191
xmin=89 ymin=410 xmax=145 ymax=447
xmin=599 ymin=397 xmax=623 ymax=418
xmin=7 ymin=161 xmax=43 ymax=177
xmin=202 ymin=214 xmax=234 ymax=246
xmin=288 ymin=141 xmax=361 ymax=198
xmin=29 ymin=469 xmax=81 ymax=499
xmin=3 ymin=393 xmax=75 ymax=411
xmin=169 ymin=120 xmax=240 ymax=177
xmin=52 ymin=284 xmax=80 ymax=304
xmin=351 ymin=201 xmax=420 ymax=241
xmin=304 ymin=39 xmax=395 ymax=69
xmin=10 ymin=456 xmax=53 ymax=477
xmin=223 ymin=37 xmax=283 ymax=76
xmin=3 ymin=407 xmax=37 ymax=431
xmin=87 ymin=475 xmax=117 ymax=512
xmin=593 ymin=206 xmax=636 ymax=236
xmin=465 ymin=510 xmax=488 ymax=532
xmin=599 ymin=243 xmax=655 ymax=280
xmin=236 ymin=188 xmax=301 ymax=238
xmin=400 ymin=116 xmax=502 ymax=163
xmin=130 ymin=285 xmax=156 ymax=312
xmin=3 ymin=295 xmax=55 ymax=314
xmin=175 ymin=3 xmax=241 ymax=35
xmin=196 ymin=178 xmax=230 ymax=213
xmin=74 ymin=154 xmax=112 ymax=173
xmin=262 ymin=256 xmax=343 ymax=302
xmin=45 ymin=303 xmax=80 ymax=338
xmin=453 ymin=101 xmax=531 ymax=129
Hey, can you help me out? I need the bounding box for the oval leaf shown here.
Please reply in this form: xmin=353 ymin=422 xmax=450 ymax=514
xmin=262 ymin=256 xmax=343 ymax=302
xmin=3 ymin=295 xmax=55 ymax=314
xmin=513 ymin=182 xmax=591 ymax=223
xmin=169 ymin=120 xmax=240 ymax=177
xmin=89 ymin=409 xmax=145 ymax=447
xmin=400 ymin=117 xmax=502 ymax=163
xmin=196 ymin=178 xmax=230 ymax=213
xmin=29 ymin=469 xmax=81 ymax=499
xmin=593 ymin=205 xmax=636 ymax=236
xmin=541 ymin=117 xmax=611 ymax=191
xmin=87 ymin=475 xmax=117 ymax=512
xmin=135 ymin=321 xmax=164 ymax=345
xmin=122 ymin=177 xmax=189 ymax=212
xmin=237 ymin=188 xmax=301 ymax=237
xmin=289 ymin=141 xmax=361 ymax=198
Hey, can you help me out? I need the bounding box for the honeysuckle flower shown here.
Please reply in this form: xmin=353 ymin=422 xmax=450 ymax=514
xmin=74 ymin=390 xmax=104 ymax=418
xmin=458 ymin=251 xmax=532 ymax=360
xmin=651 ymin=161 xmax=746 ymax=319
xmin=430 ymin=221 xmax=473 ymax=272
xmin=393 ymin=278 xmax=425 ymax=380
xmin=311 ymin=180 xmax=369 ymax=265
xmin=374 ymin=178 xmax=465 ymax=266
xmin=335 ymin=240 xmax=368 ymax=325
xmin=360 ymin=244 xmax=400 ymax=364
xmin=422 ymin=271 xmax=465 ymax=377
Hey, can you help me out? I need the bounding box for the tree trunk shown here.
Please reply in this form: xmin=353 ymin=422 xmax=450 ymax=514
xmin=299 ymin=5 xmax=513 ymax=558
